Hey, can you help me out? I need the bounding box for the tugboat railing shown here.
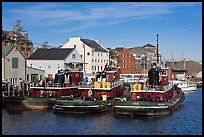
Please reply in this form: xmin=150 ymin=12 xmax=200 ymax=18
xmin=30 ymin=82 xmax=85 ymax=88
xmin=130 ymin=82 xmax=174 ymax=92
xmin=30 ymin=80 xmax=124 ymax=89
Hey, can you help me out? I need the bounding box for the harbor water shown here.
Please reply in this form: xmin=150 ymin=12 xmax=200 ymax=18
xmin=2 ymin=88 xmax=202 ymax=135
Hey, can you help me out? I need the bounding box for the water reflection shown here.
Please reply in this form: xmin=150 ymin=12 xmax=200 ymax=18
xmin=2 ymin=88 xmax=202 ymax=135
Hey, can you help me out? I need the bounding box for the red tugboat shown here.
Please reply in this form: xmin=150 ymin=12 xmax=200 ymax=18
xmin=113 ymin=63 xmax=185 ymax=117
xmin=53 ymin=66 xmax=125 ymax=113
xmin=5 ymin=69 xmax=84 ymax=110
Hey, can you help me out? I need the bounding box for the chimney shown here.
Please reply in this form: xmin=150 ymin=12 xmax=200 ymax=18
xmin=24 ymin=32 xmax=28 ymax=40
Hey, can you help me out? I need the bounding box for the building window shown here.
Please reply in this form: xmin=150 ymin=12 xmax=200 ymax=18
xmin=27 ymin=52 xmax=30 ymax=57
xmin=101 ymin=53 xmax=103 ymax=56
xmin=58 ymin=64 xmax=60 ymax=69
xmin=48 ymin=65 xmax=50 ymax=69
xmin=92 ymin=59 xmax=94 ymax=62
xmin=87 ymin=52 xmax=90 ymax=56
xmin=72 ymin=54 xmax=76 ymax=59
xmin=95 ymin=59 xmax=97 ymax=62
xmin=92 ymin=66 xmax=94 ymax=70
xmin=12 ymin=58 xmax=18 ymax=69
xmin=31 ymin=64 xmax=32 ymax=67
xmin=104 ymin=60 xmax=105 ymax=63
xmin=101 ymin=66 xmax=103 ymax=71
xmin=80 ymin=55 xmax=82 ymax=58
xmin=27 ymin=74 xmax=29 ymax=82
xmin=98 ymin=66 xmax=99 ymax=71
xmin=98 ymin=59 xmax=99 ymax=63
xmin=123 ymin=55 xmax=125 ymax=57
xmin=101 ymin=60 xmax=103 ymax=63
xmin=95 ymin=66 xmax=96 ymax=71
xmin=92 ymin=53 xmax=94 ymax=56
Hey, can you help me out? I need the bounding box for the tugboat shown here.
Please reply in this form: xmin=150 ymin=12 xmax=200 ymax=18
xmin=113 ymin=63 xmax=185 ymax=117
xmin=5 ymin=69 xmax=84 ymax=110
xmin=53 ymin=65 xmax=125 ymax=113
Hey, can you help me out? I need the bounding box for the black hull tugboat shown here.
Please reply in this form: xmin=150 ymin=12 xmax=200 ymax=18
xmin=53 ymin=66 xmax=125 ymax=113
xmin=5 ymin=69 xmax=84 ymax=110
xmin=113 ymin=63 xmax=185 ymax=117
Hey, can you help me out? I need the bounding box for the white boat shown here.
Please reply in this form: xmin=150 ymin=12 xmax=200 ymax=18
xmin=172 ymin=80 xmax=197 ymax=92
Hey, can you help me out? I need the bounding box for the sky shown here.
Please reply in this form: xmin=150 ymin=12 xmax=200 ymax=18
xmin=2 ymin=2 xmax=202 ymax=62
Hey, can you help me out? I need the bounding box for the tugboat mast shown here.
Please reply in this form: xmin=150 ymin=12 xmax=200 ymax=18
xmin=156 ymin=33 xmax=159 ymax=63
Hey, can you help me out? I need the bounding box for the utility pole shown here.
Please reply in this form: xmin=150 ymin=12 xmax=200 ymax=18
xmin=156 ymin=34 xmax=159 ymax=64
xmin=83 ymin=42 xmax=85 ymax=75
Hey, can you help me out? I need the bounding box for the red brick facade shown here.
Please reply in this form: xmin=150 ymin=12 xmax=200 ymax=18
xmin=2 ymin=31 xmax=33 ymax=59
xmin=118 ymin=48 xmax=136 ymax=74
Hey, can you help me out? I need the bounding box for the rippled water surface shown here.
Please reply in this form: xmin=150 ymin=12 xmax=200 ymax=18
xmin=2 ymin=88 xmax=202 ymax=135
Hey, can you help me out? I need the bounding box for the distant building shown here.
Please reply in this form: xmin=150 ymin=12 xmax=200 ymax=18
xmin=117 ymin=43 xmax=161 ymax=74
xmin=142 ymin=43 xmax=162 ymax=64
xmin=118 ymin=48 xmax=136 ymax=74
xmin=2 ymin=20 xmax=33 ymax=59
xmin=27 ymin=48 xmax=83 ymax=79
xmin=166 ymin=60 xmax=202 ymax=80
xmin=61 ymin=37 xmax=109 ymax=75
xmin=2 ymin=45 xmax=26 ymax=84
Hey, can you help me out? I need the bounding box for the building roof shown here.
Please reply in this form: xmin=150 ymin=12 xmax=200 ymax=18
xmin=2 ymin=45 xmax=15 ymax=58
xmin=28 ymin=48 xmax=74 ymax=60
xmin=196 ymin=71 xmax=202 ymax=78
xmin=129 ymin=47 xmax=154 ymax=55
xmin=81 ymin=39 xmax=108 ymax=52
xmin=143 ymin=43 xmax=156 ymax=48
xmin=115 ymin=47 xmax=124 ymax=52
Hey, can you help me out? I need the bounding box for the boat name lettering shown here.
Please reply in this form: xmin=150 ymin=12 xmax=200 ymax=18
xmin=158 ymin=103 xmax=165 ymax=106
xmin=133 ymin=102 xmax=140 ymax=105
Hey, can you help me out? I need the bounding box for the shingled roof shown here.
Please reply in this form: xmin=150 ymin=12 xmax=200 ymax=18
xmin=2 ymin=45 xmax=15 ymax=58
xmin=28 ymin=48 xmax=74 ymax=60
xmin=143 ymin=43 xmax=156 ymax=48
xmin=81 ymin=39 xmax=108 ymax=52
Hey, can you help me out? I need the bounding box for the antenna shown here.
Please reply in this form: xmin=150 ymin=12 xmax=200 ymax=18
xmin=42 ymin=41 xmax=50 ymax=48
xmin=171 ymin=52 xmax=174 ymax=69
xmin=156 ymin=34 xmax=159 ymax=63
xmin=181 ymin=50 xmax=184 ymax=61
xmin=33 ymin=41 xmax=51 ymax=49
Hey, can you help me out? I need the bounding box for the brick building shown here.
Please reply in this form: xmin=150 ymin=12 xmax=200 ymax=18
xmin=118 ymin=48 xmax=136 ymax=74
xmin=113 ymin=43 xmax=161 ymax=74
xmin=2 ymin=20 xmax=33 ymax=59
